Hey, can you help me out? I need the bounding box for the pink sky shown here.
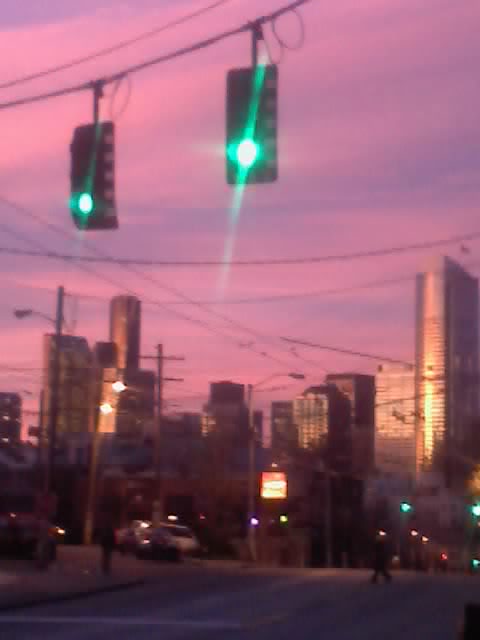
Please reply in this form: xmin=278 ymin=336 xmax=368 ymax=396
xmin=0 ymin=0 xmax=479 ymax=431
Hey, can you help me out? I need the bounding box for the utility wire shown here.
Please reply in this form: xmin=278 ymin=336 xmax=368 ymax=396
xmin=0 ymin=196 xmax=310 ymax=371
xmin=0 ymin=228 xmax=477 ymax=267
xmin=0 ymin=0 xmax=234 ymax=91
xmin=281 ymin=336 xmax=413 ymax=367
xmin=0 ymin=205 xmax=298 ymax=371
xmin=0 ymin=0 xmax=313 ymax=112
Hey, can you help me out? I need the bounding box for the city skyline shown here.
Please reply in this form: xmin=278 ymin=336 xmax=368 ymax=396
xmin=0 ymin=1 xmax=478 ymax=434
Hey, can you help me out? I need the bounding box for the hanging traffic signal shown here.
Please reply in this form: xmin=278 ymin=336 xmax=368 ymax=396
xmin=471 ymin=504 xmax=480 ymax=518
xmin=226 ymin=64 xmax=278 ymax=185
xmin=70 ymin=121 xmax=117 ymax=230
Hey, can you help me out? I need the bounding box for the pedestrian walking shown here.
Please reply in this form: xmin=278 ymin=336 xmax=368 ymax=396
xmin=100 ymin=520 xmax=116 ymax=576
xmin=371 ymin=531 xmax=392 ymax=584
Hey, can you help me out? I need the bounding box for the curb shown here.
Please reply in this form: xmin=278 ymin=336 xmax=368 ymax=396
xmin=0 ymin=579 xmax=145 ymax=613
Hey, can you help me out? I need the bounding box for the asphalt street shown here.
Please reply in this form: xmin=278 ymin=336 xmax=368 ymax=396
xmin=0 ymin=567 xmax=477 ymax=639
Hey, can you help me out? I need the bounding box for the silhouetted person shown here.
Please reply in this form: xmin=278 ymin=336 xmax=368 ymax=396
xmin=371 ymin=534 xmax=392 ymax=584
xmin=100 ymin=521 xmax=116 ymax=575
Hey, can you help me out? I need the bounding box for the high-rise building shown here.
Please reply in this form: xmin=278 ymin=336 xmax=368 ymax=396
xmin=415 ymin=257 xmax=479 ymax=481
xmin=110 ymin=296 xmax=141 ymax=371
xmin=271 ymin=401 xmax=296 ymax=457
xmin=41 ymin=334 xmax=92 ymax=442
xmin=201 ymin=381 xmax=248 ymax=441
xmin=375 ymin=364 xmax=416 ymax=476
xmin=326 ymin=374 xmax=375 ymax=475
xmin=0 ymin=393 xmax=22 ymax=442
xmin=294 ymin=386 xmax=329 ymax=450
xmin=294 ymin=385 xmax=351 ymax=463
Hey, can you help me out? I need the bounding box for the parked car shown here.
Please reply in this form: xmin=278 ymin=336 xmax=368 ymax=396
xmin=0 ymin=493 xmax=57 ymax=562
xmin=160 ymin=523 xmax=202 ymax=557
xmin=136 ymin=526 xmax=180 ymax=562
xmin=116 ymin=520 xmax=151 ymax=554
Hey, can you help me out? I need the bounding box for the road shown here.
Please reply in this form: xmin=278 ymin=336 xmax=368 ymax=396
xmin=0 ymin=566 xmax=476 ymax=639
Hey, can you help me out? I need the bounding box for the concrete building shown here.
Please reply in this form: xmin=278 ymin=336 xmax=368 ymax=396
xmin=0 ymin=393 xmax=22 ymax=442
xmin=326 ymin=374 xmax=375 ymax=475
xmin=415 ymin=257 xmax=479 ymax=483
xmin=110 ymin=295 xmax=141 ymax=371
xmin=375 ymin=364 xmax=416 ymax=476
xmin=41 ymin=334 xmax=92 ymax=442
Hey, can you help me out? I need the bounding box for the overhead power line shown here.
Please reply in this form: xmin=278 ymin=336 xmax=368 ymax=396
xmin=0 ymin=0 xmax=313 ymax=112
xmin=0 ymin=0 xmax=234 ymax=91
xmin=281 ymin=336 xmax=413 ymax=367
xmin=0 ymin=199 xmax=303 ymax=372
xmin=0 ymin=228 xmax=477 ymax=268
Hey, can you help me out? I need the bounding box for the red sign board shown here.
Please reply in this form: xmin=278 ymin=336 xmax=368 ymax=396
xmin=261 ymin=472 xmax=287 ymax=500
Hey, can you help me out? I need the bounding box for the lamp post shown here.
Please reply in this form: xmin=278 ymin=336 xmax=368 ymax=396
xmin=14 ymin=286 xmax=64 ymax=497
xmin=247 ymin=372 xmax=305 ymax=562
xmin=83 ymin=377 xmax=126 ymax=545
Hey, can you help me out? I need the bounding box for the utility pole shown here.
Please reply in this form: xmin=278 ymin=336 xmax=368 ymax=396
xmin=325 ymin=466 xmax=333 ymax=568
xmin=45 ymin=285 xmax=64 ymax=496
xmin=247 ymin=384 xmax=257 ymax=562
xmin=153 ymin=343 xmax=163 ymax=526
xmin=141 ymin=346 xmax=184 ymax=526
xmin=83 ymin=365 xmax=102 ymax=545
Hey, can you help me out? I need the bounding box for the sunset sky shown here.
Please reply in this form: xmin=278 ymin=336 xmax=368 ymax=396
xmin=0 ymin=0 xmax=478 ymax=432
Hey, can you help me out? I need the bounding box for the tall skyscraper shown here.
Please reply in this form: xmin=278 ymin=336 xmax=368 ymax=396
xmin=110 ymin=295 xmax=141 ymax=371
xmin=294 ymin=385 xmax=350 ymax=464
xmin=375 ymin=364 xmax=416 ymax=476
xmin=41 ymin=334 xmax=92 ymax=442
xmin=326 ymin=374 xmax=375 ymax=475
xmin=415 ymin=257 xmax=479 ymax=481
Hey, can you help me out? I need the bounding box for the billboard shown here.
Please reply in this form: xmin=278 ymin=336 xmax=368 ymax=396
xmin=261 ymin=472 xmax=287 ymax=500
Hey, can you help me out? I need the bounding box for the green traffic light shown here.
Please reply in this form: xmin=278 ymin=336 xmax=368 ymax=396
xmin=472 ymin=558 xmax=480 ymax=569
xmin=400 ymin=502 xmax=413 ymax=514
xmin=236 ymin=139 xmax=259 ymax=169
xmin=78 ymin=192 xmax=94 ymax=215
xmin=471 ymin=504 xmax=480 ymax=518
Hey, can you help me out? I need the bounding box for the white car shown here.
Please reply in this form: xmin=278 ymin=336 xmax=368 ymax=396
xmin=160 ymin=523 xmax=201 ymax=556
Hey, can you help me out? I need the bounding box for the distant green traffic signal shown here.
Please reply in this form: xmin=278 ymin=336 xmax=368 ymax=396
xmin=471 ymin=504 xmax=480 ymax=518
xmin=400 ymin=501 xmax=413 ymax=514
xmin=472 ymin=558 xmax=480 ymax=569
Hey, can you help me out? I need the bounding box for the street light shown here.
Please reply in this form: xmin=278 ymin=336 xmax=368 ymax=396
xmin=112 ymin=380 xmax=126 ymax=393
xmin=13 ymin=288 xmax=65 ymax=504
xmin=100 ymin=402 xmax=113 ymax=415
xmin=247 ymin=371 xmax=305 ymax=562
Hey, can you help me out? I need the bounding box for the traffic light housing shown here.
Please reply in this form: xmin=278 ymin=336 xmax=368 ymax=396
xmin=226 ymin=64 xmax=278 ymax=185
xmin=70 ymin=121 xmax=117 ymax=230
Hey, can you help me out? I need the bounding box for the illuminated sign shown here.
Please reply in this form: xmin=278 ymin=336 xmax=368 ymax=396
xmin=261 ymin=472 xmax=287 ymax=500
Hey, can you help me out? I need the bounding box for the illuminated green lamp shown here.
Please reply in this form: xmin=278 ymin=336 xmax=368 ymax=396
xmin=78 ymin=192 xmax=94 ymax=215
xmin=471 ymin=504 xmax=480 ymax=518
xmin=400 ymin=501 xmax=413 ymax=514
xmin=228 ymin=138 xmax=260 ymax=171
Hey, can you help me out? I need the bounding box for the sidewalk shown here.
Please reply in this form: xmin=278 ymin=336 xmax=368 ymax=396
xmin=0 ymin=545 xmax=159 ymax=611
